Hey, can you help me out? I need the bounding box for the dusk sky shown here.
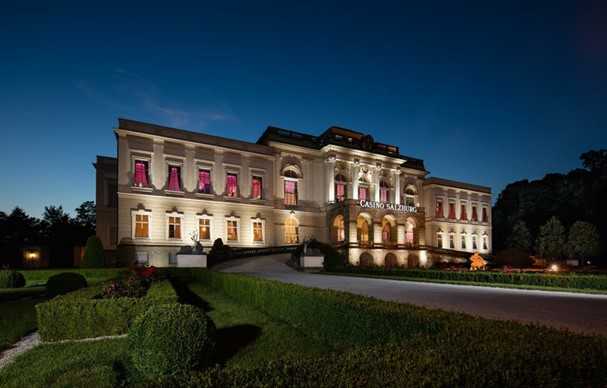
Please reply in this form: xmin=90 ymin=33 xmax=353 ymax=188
xmin=1 ymin=1 xmax=605 ymax=217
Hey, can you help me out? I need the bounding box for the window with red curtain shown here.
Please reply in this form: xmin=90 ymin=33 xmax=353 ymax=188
xmin=167 ymin=166 xmax=182 ymax=191
xmin=251 ymin=176 xmax=262 ymax=199
xmin=198 ymin=169 xmax=212 ymax=194
xmin=460 ymin=204 xmax=468 ymax=221
xmin=482 ymin=207 xmax=488 ymax=223
xmin=335 ymin=174 xmax=346 ymax=202
xmin=226 ymin=173 xmax=238 ymax=197
xmin=133 ymin=160 xmax=149 ymax=187
xmin=379 ymin=181 xmax=389 ymax=202
xmin=358 ymin=186 xmax=369 ymax=201
xmin=472 ymin=206 xmax=478 ymax=221
xmin=284 ymin=180 xmax=298 ymax=205
xmin=435 ymin=200 xmax=444 ymax=218
xmin=448 ymin=203 xmax=456 ymax=219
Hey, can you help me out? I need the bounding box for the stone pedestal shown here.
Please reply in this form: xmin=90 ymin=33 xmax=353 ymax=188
xmin=176 ymin=254 xmax=207 ymax=268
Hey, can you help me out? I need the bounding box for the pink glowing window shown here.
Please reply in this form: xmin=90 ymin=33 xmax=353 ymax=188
xmin=284 ymin=180 xmax=297 ymax=206
xmin=133 ymin=160 xmax=149 ymax=187
xmin=380 ymin=181 xmax=389 ymax=202
xmin=435 ymin=200 xmax=444 ymax=218
xmin=251 ymin=176 xmax=263 ymax=199
xmin=358 ymin=186 xmax=369 ymax=201
xmin=198 ymin=169 xmax=212 ymax=194
xmin=167 ymin=166 xmax=182 ymax=192
xmin=226 ymin=173 xmax=238 ymax=197
xmin=335 ymin=174 xmax=346 ymax=202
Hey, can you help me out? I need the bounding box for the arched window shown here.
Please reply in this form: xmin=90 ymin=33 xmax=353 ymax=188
xmin=357 ymin=215 xmax=371 ymax=246
xmin=283 ymin=167 xmax=300 ymax=206
xmin=381 ymin=216 xmax=396 ymax=245
xmin=405 ymin=218 xmax=415 ymax=245
xmin=384 ymin=253 xmax=398 ymax=268
xmin=359 ymin=252 xmax=374 ymax=267
xmin=285 ymin=217 xmax=299 ymax=244
xmin=333 ymin=215 xmax=345 ymax=242
xmin=335 ymin=174 xmax=347 ymax=202
xmin=379 ymin=180 xmax=390 ymax=202
xmin=404 ymin=186 xmax=417 ymax=207
xmin=461 ymin=232 xmax=467 ymax=250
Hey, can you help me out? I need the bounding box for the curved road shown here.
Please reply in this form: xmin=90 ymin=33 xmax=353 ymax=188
xmin=216 ymin=254 xmax=607 ymax=336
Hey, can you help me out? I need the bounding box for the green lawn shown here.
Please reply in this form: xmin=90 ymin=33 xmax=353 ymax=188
xmin=0 ymin=296 xmax=45 ymax=352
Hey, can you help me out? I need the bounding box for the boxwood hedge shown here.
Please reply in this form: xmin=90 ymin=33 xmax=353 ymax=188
xmin=36 ymin=279 xmax=178 ymax=341
xmin=334 ymin=267 xmax=607 ymax=290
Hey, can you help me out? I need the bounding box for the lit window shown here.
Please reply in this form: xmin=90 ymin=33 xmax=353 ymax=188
xmin=335 ymin=174 xmax=346 ymax=202
xmin=404 ymin=187 xmax=416 ymax=207
xmin=471 ymin=206 xmax=478 ymax=222
xmin=334 ymin=215 xmax=345 ymax=242
xmin=357 ymin=216 xmax=370 ymax=245
xmin=482 ymin=207 xmax=489 ymax=223
xmin=167 ymin=165 xmax=182 ymax=192
xmin=461 ymin=234 xmax=467 ymax=250
xmin=251 ymin=176 xmax=263 ymax=200
xmin=227 ymin=220 xmax=238 ymax=241
xmin=285 ymin=217 xmax=299 ymax=244
xmin=380 ymin=180 xmax=389 ymax=202
xmin=133 ymin=160 xmax=149 ymax=187
xmin=482 ymin=235 xmax=488 ymax=250
xmin=435 ymin=200 xmax=444 ymax=218
xmin=284 ymin=180 xmax=298 ymax=206
xmin=449 ymin=234 xmax=455 ymax=249
xmin=198 ymin=169 xmax=212 ymax=194
xmin=382 ymin=223 xmax=392 ymax=244
xmin=168 ymin=216 xmax=181 ymax=239
xmin=472 ymin=234 xmax=478 ymax=250
xmin=253 ymin=221 xmax=264 ymax=242
xmin=226 ymin=173 xmax=238 ymax=197
xmin=448 ymin=202 xmax=456 ymax=219
xmin=134 ymin=214 xmax=149 ymax=238
xmin=460 ymin=204 xmax=468 ymax=221
xmin=437 ymin=232 xmax=443 ymax=248
xmin=358 ymin=185 xmax=369 ymax=201
xmin=405 ymin=221 xmax=415 ymax=245
xmin=198 ymin=218 xmax=211 ymax=240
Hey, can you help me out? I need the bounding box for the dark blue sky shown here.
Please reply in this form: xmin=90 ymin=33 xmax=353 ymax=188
xmin=1 ymin=1 xmax=605 ymax=217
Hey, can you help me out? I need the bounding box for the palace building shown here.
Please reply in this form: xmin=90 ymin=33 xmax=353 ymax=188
xmin=95 ymin=118 xmax=492 ymax=267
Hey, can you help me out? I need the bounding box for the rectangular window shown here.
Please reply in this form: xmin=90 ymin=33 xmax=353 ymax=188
xmin=483 ymin=236 xmax=488 ymax=250
xmin=472 ymin=235 xmax=478 ymax=250
xmin=448 ymin=203 xmax=456 ymax=219
xmin=335 ymin=182 xmax=346 ymax=202
xmin=253 ymin=221 xmax=264 ymax=242
xmin=358 ymin=186 xmax=369 ymax=201
xmin=226 ymin=173 xmax=238 ymax=197
xmin=168 ymin=216 xmax=181 ymax=239
xmin=482 ymin=207 xmax=488 ymax=223
xmin=460 ymin=204 xmax=468 ymax=221
xmin=405 ymin=195 xmax=415 ymax=207
xmin=435 ymin=200 xmax=444 ymax=218
xmin=251 ymin=176 xmax=263 ymax=200
xmin=227 ymin=220 xmax=238 ymax=241
xmin=167 ymin=165 xmax=182 ymax=192
xmin=380 ymin=185 xmax=389 ymax=202
xmin=134 ymin=214 xmax=149 ymax=238
xmin=449 ymin=234 xmax=455 ymax=249
xmin=284 ymin=180 xmax=298 ymax=206
xmin=437 ymin=233 xmax=443 ymax=248
xmin=198 ymin=218 xmax=211 ymax=240
xmin=461 ymin=235 xmax=467 ymax=249
xmin=471 ymin=206 xmax=478 ymax=222
xmin=198 ymin=169 xmax=212 ymax=194
xmin=133 ymin=160 xmax=150 ymax=187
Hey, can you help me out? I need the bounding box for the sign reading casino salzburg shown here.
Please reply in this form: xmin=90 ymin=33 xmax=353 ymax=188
xmin=358 ymin=200 xmax=417 ymax=213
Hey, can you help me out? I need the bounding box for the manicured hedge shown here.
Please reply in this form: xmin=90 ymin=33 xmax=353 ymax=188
xmin=333 ymin=267 xmax=607 ymax=290
xmin=164 ymin=269 xmax=607 ymax=387
xmin=23 ymin=268 xmax=128 ymax=287
xmin=36 ymin=280 xmax=178 ymax=341
xmin=0 ymin=270 xmax=25 ymax=288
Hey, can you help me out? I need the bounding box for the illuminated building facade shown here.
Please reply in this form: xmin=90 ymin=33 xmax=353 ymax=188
xmin=95 ymin=118 xmax=491 ymax=267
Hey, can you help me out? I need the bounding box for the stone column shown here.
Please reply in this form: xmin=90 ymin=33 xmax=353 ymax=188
xmin=394 ymin=168 xmax=401 ymax=204
xmin=325 ymin=155 xmax=336 ymax=203
xmin=373 ymin=163 xmax=381 ymax=202
xmin=184 ymin=145 xmax=195 ymax=192
xmin=351 ymin=160 xmax=360 ymax=199
xmin=117 ymin=134 xmax=130 ymax=186
xmin=241 ymin=156 xmax=250 ymax=198
xmin=214 ymin=150 xmax=224 ymax=195
xmin=152 ymin=140 xmax=165 ymax=190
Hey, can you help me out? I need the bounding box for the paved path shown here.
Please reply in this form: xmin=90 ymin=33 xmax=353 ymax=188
xmin=216 ymin=254 xmax=607 ymax=336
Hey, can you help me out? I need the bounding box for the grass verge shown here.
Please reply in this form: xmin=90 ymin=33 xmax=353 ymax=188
xmin=0 ymin=297 xmax=46 ymax=352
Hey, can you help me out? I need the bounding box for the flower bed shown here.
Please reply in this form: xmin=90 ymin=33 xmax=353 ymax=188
xmin=36 ymin=278 xmax=178 ymax=341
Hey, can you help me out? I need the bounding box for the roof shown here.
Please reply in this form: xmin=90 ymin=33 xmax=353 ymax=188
xmin=423 ymin=177 xmax=491 ymax=194
xmin=117 ymin=118 xmax=275 ymax=156
xmin=257 ymin=125 xmax=426 ymax=171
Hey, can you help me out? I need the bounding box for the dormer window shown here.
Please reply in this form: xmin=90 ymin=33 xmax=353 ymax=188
xmin=133 ymin=160 xmax=150 ymax=187
xmin=198 ymin=169 xmax=212 ymax=194
xmin=226 ymin=173 xmax=238 ymax=197
xmin=167 ymin=166 xmax=182 ymax=192
xmin=251 ymin=176 xmax=263 ymax=200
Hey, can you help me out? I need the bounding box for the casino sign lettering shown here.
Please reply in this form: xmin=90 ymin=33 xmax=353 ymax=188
xmin=358 ymin=200 xmax=417 ymax=213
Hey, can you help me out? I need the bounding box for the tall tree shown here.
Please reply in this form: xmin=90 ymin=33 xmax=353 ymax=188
xmin=536 ymin=217 xmax=566 ymax=259
xmin=507 ymin=220 xmax=532 ymax=252
xmin=567 ymin=221 xmax=601 ymax=261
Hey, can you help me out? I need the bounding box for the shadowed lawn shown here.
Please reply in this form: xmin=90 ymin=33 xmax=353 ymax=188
xmin=0 ymin=296 xmax=46 ymax=352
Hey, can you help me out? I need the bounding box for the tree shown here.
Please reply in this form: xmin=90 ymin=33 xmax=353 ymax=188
xmin=507 ymin=220 xmax=532 ymax=252
xmin=74 ymin=201 xmax=96 ymax=232
xmin=567 ymin=221 xmax=600 ymax=261
xmin=81 ymin=236 xmax=105 ymax=267
xmin=536 ymin=217 xmax=566 ymax=259
xmin=580 ymin=149 xmax=607 ymax=176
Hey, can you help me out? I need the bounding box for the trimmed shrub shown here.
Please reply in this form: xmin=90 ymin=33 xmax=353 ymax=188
xmin=46 ymin=272 xmax=88 ymax=297
xmin=36 ymin=279 xmax=179 ymax=341
xmin=129 ymin=304 xmax=216 ymax=379
xmin=207 ymin=238 xmax=232 ymax=266
xmin=22 ymin=268 xmax=127 ymax=287
xmin=0 ymin=270 xmax=26 ymax=288
xmin=493 ymin=247 xmax=533 ymax=268
xmin=81 ymin=236 xmax=105 ymax=268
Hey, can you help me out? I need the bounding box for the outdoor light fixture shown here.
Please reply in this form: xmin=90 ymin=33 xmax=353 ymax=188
xmin=549 ymin=264 xmax=559 ymax=272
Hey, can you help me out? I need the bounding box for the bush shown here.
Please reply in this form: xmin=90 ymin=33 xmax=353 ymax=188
xmin=307 ymin=239 xmax=346 ymax=270
xmin=46 ymin=272 xmax=88 ymax=297
xmin=37 ymin=279 xmax=179 ymax=341
xmin=22 ymin=268 xmax=128 ymax=287
xmin=207 ymin=238 xmax=232 ymax=266
xmin=0 ymin=270 xmax=26 ymax=288
xmin=129 ymin=304 xmax=216 ymax=379
xmin=493 ymin=247 xmax=532 ymax=268
xmin=81 ymin=236 xmax=105 ymax=268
